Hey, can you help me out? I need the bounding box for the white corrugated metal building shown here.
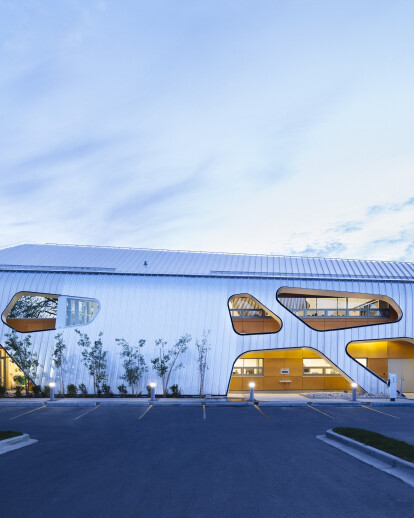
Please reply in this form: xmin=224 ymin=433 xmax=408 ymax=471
xmin=0 ymin=243 xmax=413 ymax=395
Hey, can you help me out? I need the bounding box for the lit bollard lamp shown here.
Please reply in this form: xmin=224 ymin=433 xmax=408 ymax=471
xmin=149 ymin=382 xmax=156 ymax=403
xmin=49 ymin=381 xmax=56 ymax=402
xmin=351 ymin=382 xmax=357 ymax=402
xmin=249 ymin=382 xmax=255 ymax=403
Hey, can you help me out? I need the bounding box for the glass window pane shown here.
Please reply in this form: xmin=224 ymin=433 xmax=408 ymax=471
xmin=316 ymin=298 xmax=337 ymax=309
xmin=303 ymin=358 xmax=330 ymax=368
xmin=244 ymin=367 xmax=262 ymax=375
xmin=304 ymin=367 xmax=324 ymax=375
xmin=356 ymin=358 xmax=367 ymax=367
xmin=65 ymin=298 xmax=98 ymax=326
xmin=243 ymin=358 xmax=261 ymax=367
xmin=305 ymin=298 xmax=317 ymax=309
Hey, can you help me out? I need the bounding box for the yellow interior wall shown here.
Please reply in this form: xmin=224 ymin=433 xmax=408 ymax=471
xmin=229 ymin=347 xmax=352 ymax=392
xmin=348 ymin=339 xmax=414 ymax=359
xmin=346 ymin=339 xmax=414 ymax=381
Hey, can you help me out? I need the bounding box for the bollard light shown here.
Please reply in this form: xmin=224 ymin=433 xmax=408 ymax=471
xmin=249 ymin=381 xmax=255 ymax=403
xmin=49 ymin=381 xmax=56 ymax=402
xmin=149 ymin=382 xmax=156 ymax=402
xmin=351 ymin=382 xmax=357 ymax=402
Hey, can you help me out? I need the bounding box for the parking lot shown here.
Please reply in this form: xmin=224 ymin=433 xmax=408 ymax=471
xmin=1 ymin=403 xmax=414 ymax=518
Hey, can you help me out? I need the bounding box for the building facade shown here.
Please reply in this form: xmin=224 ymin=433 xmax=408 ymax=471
xmin=0 ymin=244 xmax=413 ymax=395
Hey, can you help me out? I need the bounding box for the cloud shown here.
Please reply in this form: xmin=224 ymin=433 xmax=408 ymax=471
xmin=109 ymin=175 xmax=202 ymax=221
xmin=367 ymin=197 xmax=414 ymax=215
xmin=11 ymin=139 xmax=111 ymax=173
xmin=288 ymin=241 xmax=347 ymax=258
xmin=329 ymin=221 xmax=362 ymax=233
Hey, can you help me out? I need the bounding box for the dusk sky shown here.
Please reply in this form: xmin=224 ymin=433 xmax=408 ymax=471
xmin=1 ymin=0 xmax=413 ymax=261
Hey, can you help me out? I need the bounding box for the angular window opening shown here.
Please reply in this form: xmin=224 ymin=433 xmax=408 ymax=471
xmin=2 ymin=292 xmax=100 ymax=332
xmin=3 ymin=292 xmax=58 ymax=332
xmin=277 ymin=287 xmax=401 ymax=331
xmin=228 ymin=348 xmax=354 ymax=392
xmin=347 ymin=339 xmax=414 ymax=392
xmin=228 ymin=294 xmax=281 ymax=335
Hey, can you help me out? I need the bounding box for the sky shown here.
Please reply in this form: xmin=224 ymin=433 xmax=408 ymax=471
xmin=0 ymin=0 xmax=413 ymax=262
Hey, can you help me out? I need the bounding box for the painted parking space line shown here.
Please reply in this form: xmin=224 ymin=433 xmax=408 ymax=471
xmin=9 ymin=405 xmax=47 ymax=420
xmin=73 ymin=404 xmax=100 ymax=421
xmin=307 ymin=404 xmax=334 ymax=419
xmin=361 ymin=405 xmax=400 ymax=420
xmin=202 ymin=403 xmax=206 ymax=420
xmin=138 ymin=405 xmax=153 ymax=420
xmin=254 ymin=404 xmax=269 ymax=419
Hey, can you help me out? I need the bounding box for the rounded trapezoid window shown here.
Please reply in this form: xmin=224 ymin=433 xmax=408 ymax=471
xmin=228 ymin=294 xmax=282 ymax=335
xmin=277 ymin=287 xmax=401 ymax=331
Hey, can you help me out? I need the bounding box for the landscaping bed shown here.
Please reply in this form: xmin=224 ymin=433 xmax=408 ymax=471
xmin=333 ymin=427 xmax=414 ymax=463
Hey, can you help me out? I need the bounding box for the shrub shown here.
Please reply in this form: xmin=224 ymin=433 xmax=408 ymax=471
xmin=167 ymin=384 xmax=182 ymax=398
xmin=67 ymin=384 xmax=78 ymax=397
xmin=32 ymin=385 xmax=42 ymax=397
xmin=15 ymin=386 xmax=22 ymax=397
xmin=102 ymin=383 xmax=113 ymax=397
xmin=78 ymin=383 xmax=87 ymax=397
xmin=13 ymin=375 xmax=25 ymax=387
xmin=42 ymin=385 xmax=50 ymax=398
xmin=0 ymin=386 xmax=7 ymax=397
xmin=118 ymin=384 xmax=128 ymax=396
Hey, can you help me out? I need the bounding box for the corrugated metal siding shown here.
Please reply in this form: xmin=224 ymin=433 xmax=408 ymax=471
xmin=0 ymin=244 xmax=413 ymax=280
xmin=1 ymin=267 xmax=413 ymax=395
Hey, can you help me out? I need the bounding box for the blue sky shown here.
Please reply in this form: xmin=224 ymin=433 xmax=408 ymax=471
xmin=0 ymin=0 xmax=413 ymax=261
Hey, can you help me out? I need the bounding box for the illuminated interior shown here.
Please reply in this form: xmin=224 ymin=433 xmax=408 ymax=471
xmin=347 ymin=339 xmax=414 ymax=392
xmin=0 ymin=345 xmax=26 ymax=390
xmin=228 ymin=294 xmax=281 ymax=335
xmin=228 ymin=348 xmax=353 ymax=392
xmin=277 ymin=287 xmax=401 ymax=331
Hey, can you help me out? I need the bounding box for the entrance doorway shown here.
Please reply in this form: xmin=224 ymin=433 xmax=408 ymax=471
xmin=347 ymin=339 xmax=414 ymax=393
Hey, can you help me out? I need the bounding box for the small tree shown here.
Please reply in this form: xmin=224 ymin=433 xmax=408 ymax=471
xmin=195 ymin=330 xmax=210 ymax=396
xmin=4 ymin=330 xmax=39 ymax=395
xmin=117 ymin=338 xmax=148 ymax=395
xmin=53 ymin=332 xmax=67 ymax=396
xmin=151 ymin=334 xmax=191 ymax=396
xmin=75 ymin=330 xmax=108 ymax=395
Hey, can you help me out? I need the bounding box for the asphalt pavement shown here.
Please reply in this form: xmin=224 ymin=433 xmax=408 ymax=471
xmin=0 ymin=404 xmax=413 ymax=518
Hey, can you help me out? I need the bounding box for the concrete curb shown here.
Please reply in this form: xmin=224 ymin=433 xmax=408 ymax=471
xmin=258 ymin=401 xmax=308 ymax=407
xmin=370 ymin=401 xmax=414 ymax=407
xmin=310 ymin=401 xmax=361 ymax=407
xmin=0 ymin=433 xmax=38 ymax=455
xmin=45 ymin=400 xmax=98 ymax=407
xmin=318 ymin=429 xmax=414 ymax=487
xmin=98 ymin=400 xmax=149 ymax=407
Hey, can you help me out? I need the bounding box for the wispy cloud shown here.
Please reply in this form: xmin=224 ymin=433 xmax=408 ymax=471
xmin=288 ymin=241 xmax=347 ymax=258
xmin=367 ymin=197 xmax=414 ymax=215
